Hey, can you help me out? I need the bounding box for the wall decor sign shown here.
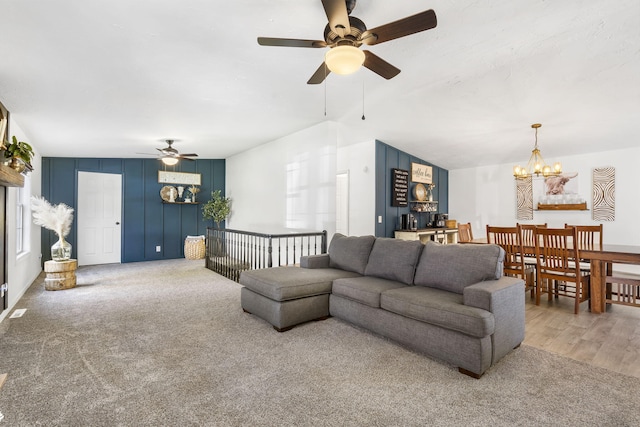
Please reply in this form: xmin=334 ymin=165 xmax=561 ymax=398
xmin=592 ymin=167 xmax=615 ymax=221
xmin=516 ymin=176 xmax=533 ymax=220
xmin=391 ymin=168 xmax=409 ymax=207
xmin=411 ymin=162 xmax=433 ymax=184
xmin=0 ymin=99 xmax=9 ymax=148
xmin=158 ymin=171 xmax=201 ymax=186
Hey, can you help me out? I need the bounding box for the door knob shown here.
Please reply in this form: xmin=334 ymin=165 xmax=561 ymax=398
xmin=116 ymin=222 xmax=120 ymax=225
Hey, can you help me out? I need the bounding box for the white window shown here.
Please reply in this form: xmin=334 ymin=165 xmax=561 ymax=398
xmin=16 ymin=175 xmax=31 ymax=255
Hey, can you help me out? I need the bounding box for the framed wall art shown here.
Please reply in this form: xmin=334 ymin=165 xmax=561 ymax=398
xmin=516 ymin=176 xmax=533 ymax=220
xmin=158 ymin=170 xmax=202 ymax=185
xmin=411 ymin=162 xmax=432 ymax=184
xmin=592 ymin=167 xmax=615 ymax=221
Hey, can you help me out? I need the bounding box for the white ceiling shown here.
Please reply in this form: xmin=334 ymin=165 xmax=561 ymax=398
xmin=1 ymin=0 xmax=638 ymax=170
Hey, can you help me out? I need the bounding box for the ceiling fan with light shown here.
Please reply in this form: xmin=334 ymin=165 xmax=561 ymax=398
xmin=139 ymin=139 xmax=198 ymax=165
xmin=257 ymin=0 xmax=437 ymax=84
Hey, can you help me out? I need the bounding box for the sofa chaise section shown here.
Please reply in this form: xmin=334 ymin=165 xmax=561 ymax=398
xmin=239 ymin=234 xmax=375 ymax=331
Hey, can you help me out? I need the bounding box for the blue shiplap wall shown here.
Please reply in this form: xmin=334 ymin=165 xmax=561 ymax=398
xmin=375 ymin=140 xmax=449 ymax=237
xmin=41 ymin=158 xmax=225 ymax=263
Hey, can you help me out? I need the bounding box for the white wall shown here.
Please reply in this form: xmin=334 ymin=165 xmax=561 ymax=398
xmin=1 ymin=121 xmax=43 ymax=323
xmin=226 ymin=122 xmax=377 ymax=241
xmin=226 ymin=122 xmax=339 ymax=236
xmin=449 ymin=146 xmax=640 ymax=271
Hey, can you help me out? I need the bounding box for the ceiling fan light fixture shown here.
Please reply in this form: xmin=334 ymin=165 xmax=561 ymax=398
xmin=325 ymin=46 xmax=365 ymax=75
xmin=162 ymin=157 xmax=179 ymax=166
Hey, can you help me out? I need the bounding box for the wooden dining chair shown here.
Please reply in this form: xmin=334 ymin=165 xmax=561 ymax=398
xmin=457 ymin=222 xmax=473 ymax=243
xmin=566 ymin=224 xmax=603 ymax=250
xmin=486 ymin=225 xmax=535 ymax=297
xmin=517 ymin=223 xmax=547 ymax=289
xmin=566 ymin=223 xmax=630 ymax=305
xmin=534 ymin=226 xmax=590 ymax=314
xmin=517 ymin=223 xmax=547 ymax=258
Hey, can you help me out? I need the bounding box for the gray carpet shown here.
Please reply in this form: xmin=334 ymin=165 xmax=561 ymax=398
xmin=0 ymin=259 xmax=638 ymax=426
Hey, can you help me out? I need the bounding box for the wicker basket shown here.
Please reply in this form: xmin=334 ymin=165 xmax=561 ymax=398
xmin=184 ymin=236 xmax=206 ymax=260
xmin=445 ymin=219 xmax=457 ymax=229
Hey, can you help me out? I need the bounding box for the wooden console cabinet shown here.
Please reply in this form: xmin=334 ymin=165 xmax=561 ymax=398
xmin=394 ymin=228 xmax=459 ymax=245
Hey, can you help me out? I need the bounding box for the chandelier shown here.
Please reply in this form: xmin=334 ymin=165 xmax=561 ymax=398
xmin=513 ymin=123 xmax=562 ymax=180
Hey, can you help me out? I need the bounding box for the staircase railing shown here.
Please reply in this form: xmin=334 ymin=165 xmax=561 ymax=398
xmin=205 ymin=228 xmax=327 ymax=281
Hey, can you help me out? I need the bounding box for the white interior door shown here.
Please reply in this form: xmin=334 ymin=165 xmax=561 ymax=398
xmin=77 ymin=171 xmax=122 ymax=266
xmin=336 ymin=171 xmax=349 ymax=235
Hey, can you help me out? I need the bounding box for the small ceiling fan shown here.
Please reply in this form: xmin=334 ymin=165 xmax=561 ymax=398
xmin=139 ymin=140 xmax=198 ymax=165
xmin=257 ymin=0 xmax=437 ymax=84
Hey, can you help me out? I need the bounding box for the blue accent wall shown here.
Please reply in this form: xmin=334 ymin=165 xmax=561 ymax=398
xmin=41 ymin=158 xmax=225 ymax=263
xmin=375 ymin=140 xmax=449 ymax=237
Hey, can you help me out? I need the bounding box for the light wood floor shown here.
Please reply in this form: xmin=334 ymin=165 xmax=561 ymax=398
xmin=524 ymin=296 xmax=640 ymax=378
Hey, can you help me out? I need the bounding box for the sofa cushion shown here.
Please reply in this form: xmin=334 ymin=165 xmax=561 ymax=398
xmin=239 ymin=267 xmax=360 ymax=301
xmin=381 ymin=286 xmax=495 ymax=338
xmin=414 ymin=242 xmax=505 ymax=294
xmin=332 ymin=276 xmax=409 ymax=308
xmin=364 ymin=238 xmax=424 ymax=285
xmin=328 ymin=233 xmax=376 ymax=275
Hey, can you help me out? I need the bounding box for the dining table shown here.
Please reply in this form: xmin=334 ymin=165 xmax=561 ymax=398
xmin=579 ymin=244 xmax=640 ymax=313
xmin=464 ymin=238 xmax=640 ymax=314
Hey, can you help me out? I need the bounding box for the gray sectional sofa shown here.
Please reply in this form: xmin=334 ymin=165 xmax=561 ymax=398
xmin=239 ymin=234 xmax=525 ymax=377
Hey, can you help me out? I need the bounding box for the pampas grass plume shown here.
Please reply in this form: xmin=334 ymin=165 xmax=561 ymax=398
xmin=30 ymin=196 xmax=74 ymax=238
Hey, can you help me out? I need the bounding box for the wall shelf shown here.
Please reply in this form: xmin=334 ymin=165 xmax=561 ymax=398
xmin=410 ymin=200 xmax=438 ymax=212
xmin=536 ymin=202 xmax=588 ymax=211
xmin=162 ymin=201 xmax=200 ymax=205
xmin=0 ymin=163 xmax=25 ymax=187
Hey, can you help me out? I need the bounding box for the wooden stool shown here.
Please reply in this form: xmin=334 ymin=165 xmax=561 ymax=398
xmin=44 ymin=259 xmax=78 ymax=291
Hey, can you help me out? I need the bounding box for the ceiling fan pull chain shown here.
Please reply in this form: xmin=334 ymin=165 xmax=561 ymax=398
xmin=361 ymin=80 xmax=366 ymax=120
xmin=324 ymin=63 xmax=327 ymax=116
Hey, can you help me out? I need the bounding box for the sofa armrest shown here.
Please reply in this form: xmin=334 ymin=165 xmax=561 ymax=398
xmin=300 ymin=254 xmax=330 ymax=269
xmin=463 ymin=277 xmax=525 ymax=365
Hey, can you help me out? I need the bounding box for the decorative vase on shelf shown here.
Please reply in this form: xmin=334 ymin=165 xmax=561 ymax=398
xmin=9 ymin=157 xmax=26 ymax=173
xmin=51 ymin=235 xmax=72 ymax=261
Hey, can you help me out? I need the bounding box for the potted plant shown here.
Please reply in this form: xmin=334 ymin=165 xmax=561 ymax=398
xmin=5 ymin=136 xmax=34 ymax=173
xmin=202 ymin=190 xmax=231 ymax=229
xmin=202 ymin=190 xmax=231 ymax=256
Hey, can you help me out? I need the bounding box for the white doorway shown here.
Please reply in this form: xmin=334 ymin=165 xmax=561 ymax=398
xmin=336 ymin=171 xmax=349 ymax=235
xmin=77 ymin=171 xmax=122 ymax=266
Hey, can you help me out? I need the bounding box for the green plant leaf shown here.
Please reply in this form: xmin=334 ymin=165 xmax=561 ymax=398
xmin=201 ymin=190 xmax=231 ymax=228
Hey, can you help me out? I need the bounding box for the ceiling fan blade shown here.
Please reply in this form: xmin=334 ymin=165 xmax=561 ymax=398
xmin=258 ymin=37 xmax=326 ymax=48
xmin=178 ymin=153 xmax=198 ymax=158
xmin=178 ymin=156 xmax=195 ymax=161
xmin=307 ymin=62 xmax=331 ymax=85
xmin=361 ymin=9 xmax=437 ymax=46
xmin=322 ymin=0 xmax=351 ymax=38
xmin=363 ymin=51 xmax=401 ymax=80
